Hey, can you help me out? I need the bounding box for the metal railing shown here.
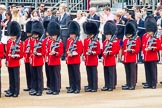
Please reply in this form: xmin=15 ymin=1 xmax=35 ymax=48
xmin=113 ymin=0 xmax=160 ymax=11
xmin=69 ymin=0 xmax=84 ymax=12
xmin=0 ymin=0 xmax=87 ymax=13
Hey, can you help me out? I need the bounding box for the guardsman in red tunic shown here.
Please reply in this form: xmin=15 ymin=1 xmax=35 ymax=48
xmin=29 ymin=21 xmax=46 ymax=96
xmin=46 ymin=21 xmax=63 ymax=95
xmin=83 ymin=22 xmax=100 ymax=92
xmin=23 ymin=21 xmax=33 ymax=92
xmin=101 ymin=21 xmax=120 ymax=91
xmin=122 ymin=20 xmax=140 ymax=90
xmin=142 ymin=17 xmax=160 ymax=89
xmin=43 ymin=21 xmax=51 ymax=90
xmin=66 ymin=21 xmax=83 ymax=94
xmin=5 ymin=21 xmax=23 ymax=97
xmin=0 ymin=39 xmax=4 ymax=97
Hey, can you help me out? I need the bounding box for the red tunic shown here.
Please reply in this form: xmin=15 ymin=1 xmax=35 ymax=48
xmin=66 ymin=38 xmax=83 ymax=64
xmin=0 ymin=42 xmax=4 ymax=67
xmin=142 ymin=33 xmax=161 ymax=62
xmin=30 ymin=39 xmax=46 ymax=66
xmin=83 ymin=38 xmax=100 ymax=66
xmin=23 ymin=37 xmax=33 ymax=63
xmin=122 ymin=36 xmax=141 ymax=63
xmin=102 ymin=38 xmax=120 ymax=66
xmin=6 ymin=39 xmax=23 ymax=67
xmin=47 ymin=39 xmax=63 ymax=66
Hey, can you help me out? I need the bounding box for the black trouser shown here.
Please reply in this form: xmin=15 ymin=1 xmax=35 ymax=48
xmin=61 ymin=36 xmax=68 ymax=59
xmin=124 ymin=62 xmax=136 ymax=87
xmin=0 ymin=68 xmax=1 ymax=97
xmin=104 ymin=66 xmax=116 ymax=88
xmin=114 ymin=66 xmax=117 ymax=86
xmin=25 ymin=63 xmax=32 ymax=89
xmin=45 ymin=63 xmax=50 ymax=88
xmin=8 ymin=67 xmax=20 ymax=95
xmin=49 ymin=65 xmax=61 ymax=92
xmin=144 ymin=61 xmax=157 ymax=87
xmin=86 ymin=66 xmax=98 ymax=90
xmin=67 ymin=64 xmax=81 ymax=91
xmin=32 ymin=66 xmax=43 ymax=93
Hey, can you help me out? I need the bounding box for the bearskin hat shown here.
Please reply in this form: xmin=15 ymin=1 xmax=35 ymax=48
xmin=104 ymin=20 xmax=116 ymax=35
xmin=144 ymin=16 xmax=157 ymax=33
xmin=31 ymin=21 xmax=44 ymax=36
xmin=43 ymin=20 xmax=50 ymax=31
xmin=7 ymin=21 xmax=21 ymax=37
xmin=47 ymin=21 xmax=60 ymax=36
xmin=68 ymin=21 xmax=80 ymax=36
xmin=26 ymin=21 xmax=33 ymax=34
xmin=125 ymin=20 xmax=137 ymax=36
xmin=83 ymin=22 xmax=99 ymax=35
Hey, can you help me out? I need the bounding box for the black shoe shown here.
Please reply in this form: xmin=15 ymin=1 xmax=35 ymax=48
xmin=12 ymin=94 xmax=18 ymax=97
xmin=101 ymin=87 xmax=108 ymax=91
xmin=143 ymin=85 xmax=152 ymax=89
xmin=122 ymin=86 xmax=129 ymax=90
xmin=152 ymin=86 xmax=156 ymax=89
xmin=91 ymin=89 xmax=97 ymax=92
xmin=74 ymin=90 xmax=80 ymax=94
xmin=108 ymin=88 xmax=113 ymax=91
xmin=23 ymin=88 xmax=30 ymax=91
xmin=160 ymin=82 xmax=162 ymax=84
xmin=129 ymin=86 xmax=135 ymax=90
xmin=46 ymin=90 xmax=53 ymax=94
xmin=4 ymin=89 xmax=10 ymax=93
xmin=36 ymin=92 xmax=42 ymax=96
xmin=66 ymin=87 xmax=72 ymax=91
xmin=67 ymin=89 xmax=74 ymax=93
xmin=122 ymin=84 xmax=128 ymax=88
xmin=29 ymin=90 xmax=37 ymax=95
xmin=142 ymin=82 xmax=149 ymax=86
xmin=53 ymin=91 xmax=59 ymax=95
xmin=85 ymin=88 xmax=92 ymax=92
xmin=5 ymin=92 xmax=13 ymax=97
xmin=29 ymin=89 xmax=35 ymax=93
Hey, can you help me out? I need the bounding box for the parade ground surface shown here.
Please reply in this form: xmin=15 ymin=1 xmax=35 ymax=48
xmin=0 ymin=60 xmax=162 ymax=108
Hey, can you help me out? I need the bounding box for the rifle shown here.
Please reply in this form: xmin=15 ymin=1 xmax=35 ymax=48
xmin=33 ymin=33 xmax=45 ymax=54
xmin=51 ymin=36 xmax=61 ymax=52
xmin=126 ymin=30 xmax=138 ymax=52
xmin=10 ymin=35 xmax=21 ymax=55
xmin=147 ymin=31 xmax=158 ymax=49
xmin=68 ymin=36 xmax=79 ymax=56
xmin=103 ymin=34 xmax=117 ymax=54
xmin=26 ymin=38 xmax=31 ymax=54
xmin=87 ymin=34 xmax=98 ymax=54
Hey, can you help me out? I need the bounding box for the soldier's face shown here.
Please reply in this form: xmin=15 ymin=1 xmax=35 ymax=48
xmin=148 ymin=31 xmax=154 ymax=36
xmin=106 ymin=34 xmax=112 ymax=40
xmin=10 ymin=36 xmax=17 ymax=41
xmin=32 ymin=34 xmax=39 ymax=39
xmin=27 ymin=33 xmax=32 ymax=37
xmin=52 ymin=35 xmax=57 ymax=40
xmin=70 ymin=34 xmax=76 ymax=39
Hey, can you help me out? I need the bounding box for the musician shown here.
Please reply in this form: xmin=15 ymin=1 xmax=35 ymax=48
xmin=46 ymin=21 xmax=63 ymax=95
xmin=66 ymin=21 xmax=83 ymax=94
xmin=5 ymin=21 xmax=23 ymax=97
xmin=23 ymin=21 xmax=33 ymax=92
xmin=29 ymin=21 xmax=45 ymax=96
xmin=101 ymin=21 xmax=120 ymax=91
xmin=142 ymin=16 xmax=160 ymax=89
xmin=0 ymin=37 xmax=4 ymax=97
xmin=43 ymin=20 xmax=51 ymax=90
xmin=83 ymin=22 xmax=100 ymax=92
xmin=122 ymin=20 xmax=140 ymax=90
